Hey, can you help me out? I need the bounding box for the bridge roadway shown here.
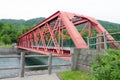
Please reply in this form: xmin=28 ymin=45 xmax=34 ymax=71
xmin=1 ymin=73 xmax=60 ymax=80
xmin=18 ymin=46 xmax=71 ymax=60
xmin=32 ymin=46 xmax=71 ymax=50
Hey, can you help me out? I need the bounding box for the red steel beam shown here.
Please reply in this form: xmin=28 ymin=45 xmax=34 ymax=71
xmin=60 ymin=12 xmax=88 ymax=48
xmin=18 ymin=11 xmax=119 ymax=60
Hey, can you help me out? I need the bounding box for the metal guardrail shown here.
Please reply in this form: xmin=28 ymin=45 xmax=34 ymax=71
xmin=0 ymin=52 xmax=71 ymax=77
xmin=87 ymin=32 xmax=120 ymax=50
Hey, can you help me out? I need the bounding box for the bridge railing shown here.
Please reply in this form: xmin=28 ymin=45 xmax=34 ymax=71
xmin=0 ymin=52 xmax=71 ymax=78
xmin=87 ymin=32 xmax=120 ymax=50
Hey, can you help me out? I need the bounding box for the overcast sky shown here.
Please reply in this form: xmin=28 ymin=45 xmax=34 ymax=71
xmin=0 ymin=0 xmax=120 ymax=23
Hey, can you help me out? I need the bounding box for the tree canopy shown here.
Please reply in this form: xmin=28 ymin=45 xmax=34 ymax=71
xmin=0 ymin=17 xmax=45 ymax=45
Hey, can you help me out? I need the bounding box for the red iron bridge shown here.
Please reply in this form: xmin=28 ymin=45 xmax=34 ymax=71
xmin=17 ymin=11 xmax=119 ymax=60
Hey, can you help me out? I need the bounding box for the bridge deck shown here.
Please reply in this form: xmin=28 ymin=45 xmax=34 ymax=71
xmin=32 ymin=46 xmax=71 ymax=50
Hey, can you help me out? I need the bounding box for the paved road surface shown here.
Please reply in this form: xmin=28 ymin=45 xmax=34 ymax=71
xmin=1 ymin=74 xmax=60 ymax=80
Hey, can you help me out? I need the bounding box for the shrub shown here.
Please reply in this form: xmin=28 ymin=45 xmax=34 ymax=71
xmin=90 ymin=49 xmax=120 ymax=80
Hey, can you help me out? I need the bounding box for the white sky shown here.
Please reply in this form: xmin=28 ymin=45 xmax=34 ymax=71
xmin=0 ymin=0 xmax=120 ymax=23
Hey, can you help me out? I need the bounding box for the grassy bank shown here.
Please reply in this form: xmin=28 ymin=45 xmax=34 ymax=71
xmin=59 ymin=71 xmax=89 ymax=80
xmin=0 ymin=44 xmax=12 ymax=48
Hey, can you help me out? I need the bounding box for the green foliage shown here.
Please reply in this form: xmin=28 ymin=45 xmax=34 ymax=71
xmin=98 ymin=20 xmax=120 ymax=32
xmin=1 ymin=35 xmax=11 ymax=44
xmin=0 ymin=17 xmax=45 ymax=29
xmin=0 ymin=23 xmax=18 ymax=44
xmin=0 ymin=44 xmax=12 ymax=48
xmin=59 ymin=71 xmax=89 ymax=80
xmin=17 ymin=25 xmax=32 ymax=36
xmin=90 ymin=49 xmax=120 ymax=80
xmin=24 ymin=17 xmax=45 ymax=26
xmin=0 ymin=17 xmax=45 ymax=45
xmin=0 ymin=21 xmax=4 ymax=29
xmin=0 ymin=19 xmax=25 ymax=29
xmin=0 ymin=41 xmax=4 ymax=46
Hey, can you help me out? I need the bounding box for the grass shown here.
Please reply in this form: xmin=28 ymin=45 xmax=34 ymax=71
xmin=58 ymin=71 xmax=90 ymax=80
xmin=0 ymin=44 xmax=12 ymax=48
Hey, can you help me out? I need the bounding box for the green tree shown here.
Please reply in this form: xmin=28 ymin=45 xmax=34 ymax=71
xmin=0 ymin=21 xmax=4 ymax=29
xmin=1 ymin=35 xmax=11 ymax=44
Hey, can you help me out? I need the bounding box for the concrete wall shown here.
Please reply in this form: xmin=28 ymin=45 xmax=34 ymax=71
xmin=71 ymin=48 xmax=104 ymax=72
xmin=0 ymin=48 xmax=18 ymax=54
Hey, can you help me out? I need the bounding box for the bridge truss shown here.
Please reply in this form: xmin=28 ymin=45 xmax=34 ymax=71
xmin=18 ymin=11 xmax=119 ymax=59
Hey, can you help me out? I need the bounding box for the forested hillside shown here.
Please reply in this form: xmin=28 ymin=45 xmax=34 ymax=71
xmin=0 ymin=17 xmax=45 ymax=45
xmin=0 ymin=17 xmax=120 ymax=45
xmin=98 ymin=20 xmax=120 ymax=32
xmin=0 ymin=17 xmax=45 ymax=29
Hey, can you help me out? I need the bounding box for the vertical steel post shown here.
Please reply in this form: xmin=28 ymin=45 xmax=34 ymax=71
xmin=20 ymin=52 xmax=25 ymax=77
xmin=48 ymin=53 xmax=52 ymax=75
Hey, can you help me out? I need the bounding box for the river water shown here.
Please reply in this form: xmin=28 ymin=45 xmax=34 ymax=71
xmin=0 ymin=53 xmax=70 ymax=79
xmin=0 ymin=54 xmax=20 ymax=78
